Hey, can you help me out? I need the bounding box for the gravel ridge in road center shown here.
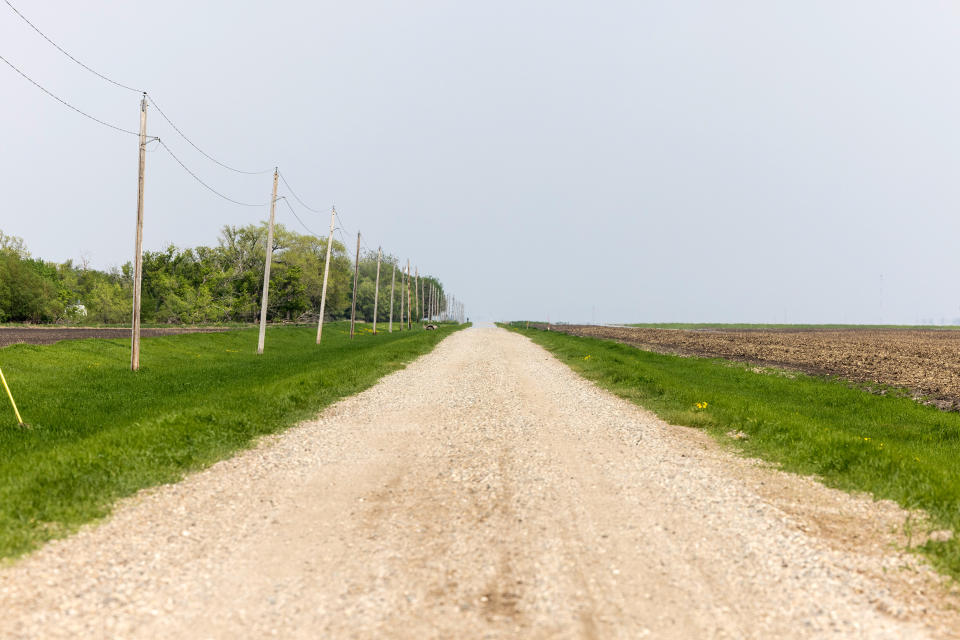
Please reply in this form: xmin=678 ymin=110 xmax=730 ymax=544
xmin=0 ymin=326 xmax=954 ymax=638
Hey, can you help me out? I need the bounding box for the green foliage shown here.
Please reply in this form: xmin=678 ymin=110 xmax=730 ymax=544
xmin=0 ymin=322 xmax=465 ymax=558
xmin=504 ymin=323 xmax=960 ymax=581
xmin=0 ymin=227 xmax=447 ymax=326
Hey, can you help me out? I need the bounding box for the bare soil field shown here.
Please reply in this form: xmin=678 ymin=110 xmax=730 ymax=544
xmin=538 ymin=324 xmax=960 ymax=409
xmin=0 ymin=326 xmax=232 ymax=349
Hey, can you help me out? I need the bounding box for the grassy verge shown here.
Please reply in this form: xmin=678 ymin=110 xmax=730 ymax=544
xmin=0 ymin=322 xmax=465 ymax=560
xmin=501 ymin=323 xmax=960 ymax=579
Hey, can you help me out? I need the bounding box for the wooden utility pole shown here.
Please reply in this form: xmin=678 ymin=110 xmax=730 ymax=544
xmin=316 ymin=206 xmax=336 ymax=344
xmin=256 ymin=169 xmax=280 ymax=355
xmin=414 ymin=267 xmax=419 ymax=324
xmin=399 ymin=263 xmax=405 ymax=331
xmin=372 ymin=247 xmax=382 ymax=334
xmin=389 ymin=263 xmax=395 ymax=333
xmin=349 ymin=232 xmax=360 ymax=338
xmin=406 ymin=259 xmax=412 ymax=330
xmin=131 ymin=93 xmax=148 ymax=371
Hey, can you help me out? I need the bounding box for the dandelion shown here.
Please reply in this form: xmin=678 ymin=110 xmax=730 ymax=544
xmin=695 ymin=401 xmax=708 ymax=410
xmin=583 ymin=355 xmax=592 ymax=361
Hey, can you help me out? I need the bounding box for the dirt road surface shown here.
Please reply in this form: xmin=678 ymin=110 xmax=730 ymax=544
xmin=1 ymin=326 xmax=957 ymax=638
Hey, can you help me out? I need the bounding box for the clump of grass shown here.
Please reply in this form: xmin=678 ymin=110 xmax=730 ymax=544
xmin=503 ymin=323 xmax=960 ymax=580
xmin=0 ymin=322 xmax=464 ymax=559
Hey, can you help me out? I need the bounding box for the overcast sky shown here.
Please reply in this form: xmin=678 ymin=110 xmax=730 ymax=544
xmin=3 ymin=1 xmax=960 ymax=324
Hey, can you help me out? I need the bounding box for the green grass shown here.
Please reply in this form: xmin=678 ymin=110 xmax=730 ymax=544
xmin=502 ymin=323 xmax=960 ymax=580
xmin=0 ymin=322 xmax=465 ymax=560
xmin=623 ymin=322 xmax=960 ymax=330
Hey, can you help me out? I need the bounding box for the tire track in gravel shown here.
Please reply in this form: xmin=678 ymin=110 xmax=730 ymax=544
xmin=0 ymin=325 xmax=958 ymax=638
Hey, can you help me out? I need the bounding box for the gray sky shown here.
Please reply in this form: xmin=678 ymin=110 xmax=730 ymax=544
xmin=3 ymin=1 xmax=960 ymax=324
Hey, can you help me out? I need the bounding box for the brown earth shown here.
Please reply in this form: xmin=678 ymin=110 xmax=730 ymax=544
xmin=537 ymin=324 xmax=960 ymax=409
xmin=0 ymin=326 xmax=233 ymax=349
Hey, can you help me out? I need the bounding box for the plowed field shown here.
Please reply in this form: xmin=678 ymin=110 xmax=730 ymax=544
xmin=0 ymin=326 xmax=231 ymax=348
xmin=537 ymin=324 xmax=960 ymax=410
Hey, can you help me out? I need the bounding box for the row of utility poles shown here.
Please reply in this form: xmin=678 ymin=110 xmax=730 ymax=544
xmin=129 ymin=96 xmax=463 ymax=369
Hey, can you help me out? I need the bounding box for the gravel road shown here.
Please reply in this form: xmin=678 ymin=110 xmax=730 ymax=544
xmin=1 ymin=325 xmax=957 ymax=638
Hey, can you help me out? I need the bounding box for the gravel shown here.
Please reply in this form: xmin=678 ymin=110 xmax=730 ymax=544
xmin=0 ymin=325 xmax=957 ymax=638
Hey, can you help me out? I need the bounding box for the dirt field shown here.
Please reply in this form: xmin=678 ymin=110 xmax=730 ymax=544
xmin=0 ymin=326 xmax=232 ymax=349
xmin=536 ymin=324 xmax=960 ymax=409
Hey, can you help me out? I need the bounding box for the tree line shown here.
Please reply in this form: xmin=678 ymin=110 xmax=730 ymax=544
xmin=0 ymin=227 xmax=444 ymax=325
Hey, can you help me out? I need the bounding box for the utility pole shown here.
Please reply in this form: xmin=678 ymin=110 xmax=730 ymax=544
xmin=372 ymin=247 xmax=382 ymax=334
xmin=349 ymin=231 xmax=360 ymax=338
xmin=389 ymin=263 xmax=395 ymax=333
xmin=131 ymin=93 xmax=148 ymax=371
xmin=399 ymin=263 xmax=405 ymax=331
xmin=414 ymin=267 xmax=419 ymax=324
xmin=406 ymin=259 xmax=412 ymax=330
xmin=256 ymin=169 xmax=280 ymax=355
xmin=316 ymin=207 xmax=336 ymax=344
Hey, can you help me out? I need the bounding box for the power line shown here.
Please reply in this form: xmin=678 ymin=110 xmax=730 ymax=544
xmin=0 ymin=53 xmax=139 ymax=136
xmin=334 ymin=227 xmax=349 ymax=249
xmin=280 ymin=197 xmax=323 ymax=237
xmin=334 ymin=210 xmax=356 ymax=240
xmin=3 ymin=0 xmax=141 ymax=94
xmin=4 ymin=1 xmax=274 ymax=176
xmin=157 ymin=139 xmax=269 ymax=207
xmin=147 ymin=95 xmax=273 ymax=176
xmin=278 ymin=171 xmax=322 ymax=212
